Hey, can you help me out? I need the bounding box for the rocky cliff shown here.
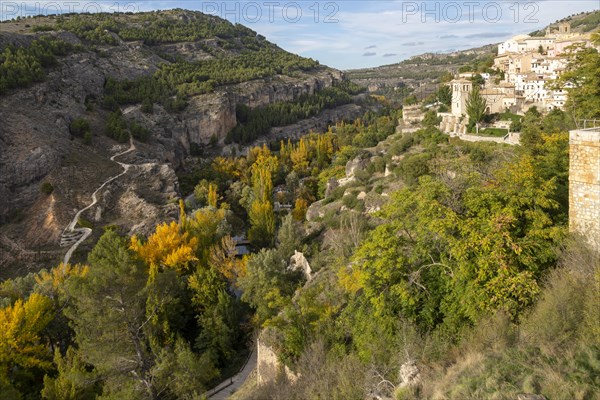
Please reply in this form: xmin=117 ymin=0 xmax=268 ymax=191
xmin=0 ymin=10 xmax=347 ymax=276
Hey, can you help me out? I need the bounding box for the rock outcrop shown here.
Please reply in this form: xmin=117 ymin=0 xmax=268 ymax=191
xmin=256 ymin=334 xmax=297 ymax=385
xmin=398 ymin=361 xmax=421 ymax=388
xmin=288 ymin=250 xmax=312 ymax=281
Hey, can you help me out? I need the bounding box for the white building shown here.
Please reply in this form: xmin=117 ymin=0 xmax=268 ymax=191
xmin=498 ymin=35 xmax=530 ymax=55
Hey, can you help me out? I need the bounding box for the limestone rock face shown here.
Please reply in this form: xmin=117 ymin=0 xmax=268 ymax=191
xmin=256 ymin=335 xmax=297 ymax=385
xmin=175 ymin=71 xmax=343 ymax=149
xmin=114 ymin=163 xmax=180 ymax=237
xmin=398 ymin=361 xmax=421 ymax=388
xmin=289 ymin=250 xmax=312 ymax=281
xmin=345 ymin=156 xmax=369 ymax=177
xmin=325 ymin=177 xmax=339 ymax=198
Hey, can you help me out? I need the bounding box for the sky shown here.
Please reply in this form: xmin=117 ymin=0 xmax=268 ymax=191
xmin=1 ymin=1 xmax=599 ymax=69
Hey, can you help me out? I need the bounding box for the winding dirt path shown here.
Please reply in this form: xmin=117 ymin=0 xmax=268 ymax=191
xmin=62 ymin=139 xmax=135 ymax=265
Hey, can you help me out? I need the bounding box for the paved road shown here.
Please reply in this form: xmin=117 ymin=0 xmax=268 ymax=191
xmin=62 ymin=139 xmax=135 ymax=265
xmin=207 ymin=348 xmax=257 ymax=400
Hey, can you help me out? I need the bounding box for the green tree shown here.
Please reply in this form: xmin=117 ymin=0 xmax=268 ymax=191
xmin=422 ymin=109 xmax=442 ymax=128
xmin=105 ymin=111 xmax=129 ymax=143
xmin=520 ymin=107 xmax=543 ymax=149
xmin=64 ymin=230 xmax=200 ymax=399
xmin=470 ymin=73 xmax=485 ymax=86
xmin=69 ymin=118 xmax=91 ymax=138
xmin=150 ymin=339 xmax=218 ymax=400
xmin=554 ymin=33 xmax=600 ymax=120
xmin=346 ymin=151 xmax=566 ymax=333
xmin=437 ymin=84 xmax=452 ymax=106
xmin=41 ymin=348 xmax=99 ymax=400
xmin=239 ymin=248 xmax=301 ymax=325
xmin=466 ymin=85 xmax=487 ymax=132
xmin=65 ymin=230 xmax=154 ymax=397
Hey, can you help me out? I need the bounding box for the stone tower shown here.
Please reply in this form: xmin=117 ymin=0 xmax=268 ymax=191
xmin=451 ymin=78 xmax=472 ymax=117
xmin=569 ymin=128 xmax=600 ymax=251
xmin=558 ymin=22 xmax=571 ymax=35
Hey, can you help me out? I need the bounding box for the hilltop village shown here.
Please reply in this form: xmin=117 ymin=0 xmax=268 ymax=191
xmin=439 ymin=22 xmax=600 ymax=135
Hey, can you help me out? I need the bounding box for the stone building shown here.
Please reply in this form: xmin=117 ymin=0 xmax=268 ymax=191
xmin=450 ymin=78 xmax=472 ymax=117
xmin=569 ymin=127 xmax=600 ymax=252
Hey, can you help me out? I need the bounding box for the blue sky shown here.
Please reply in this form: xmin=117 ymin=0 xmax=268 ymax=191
xmin=2 ymin=1 xmax=599 ymax=69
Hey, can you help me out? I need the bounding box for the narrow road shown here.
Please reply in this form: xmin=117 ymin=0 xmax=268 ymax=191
xmin=62 ymin=139 xmax=136 ymax=265
xmin=207 ymin=347 xmax=257 ymax=400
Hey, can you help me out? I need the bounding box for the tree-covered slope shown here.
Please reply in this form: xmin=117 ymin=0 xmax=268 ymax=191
xmin=0 ymin=9 xmax=363 ymax=272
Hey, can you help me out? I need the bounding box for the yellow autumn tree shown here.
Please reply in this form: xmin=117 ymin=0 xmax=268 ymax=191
xmin=248 ymin=200 xmax=275 ymax=247
xmin=248 ymin=158 xmax=276 ymax=247
xmin=279 ymin=139 xmax=292 ymax=169
xmin=187 ymin=207 xmax=228 ymax=264
xmin=212 ymin=156 xmax=242 ymax=181
xmin=247 ymin=143 xmax=272 ymax=165
xmin=0 ymin=293 xmax=54 ymax=382
xmin=207 ymin=183 xmax=219 ymax=208
xmin=292 ymin=198 xmax=309 ymax=221
xmin=251 ymin=164 xmax=274 ymax=203
xmin=35 ymin=263 xmax=89 ymax=300
xmin=208 ymin=236 xmax=247 ymax=285
xmin=291 ymin=137 xmax=309 ymax=173
xmin=130 ymin=221 xmax=199 ymax=278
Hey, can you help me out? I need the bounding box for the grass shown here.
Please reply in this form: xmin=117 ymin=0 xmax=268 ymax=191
xmin=497 ymin=112 xmax=522 ymax=124
xmin=478 ymin=128 xmax=508 ymax=137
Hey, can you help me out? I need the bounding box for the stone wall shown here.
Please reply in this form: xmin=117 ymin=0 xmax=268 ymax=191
xmin=455 ymin=132 xmax=520 ymax=145
xmin=402 ymin=105 xmax=425 ymax=125
xmin=439 ymin=113 xmax=466 ymax=135
xmin=569 ymin=129 xmax=600 ymax=252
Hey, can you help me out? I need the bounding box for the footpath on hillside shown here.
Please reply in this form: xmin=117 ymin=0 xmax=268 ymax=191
xmin=206 ymin=347 xmax=257 ymax=400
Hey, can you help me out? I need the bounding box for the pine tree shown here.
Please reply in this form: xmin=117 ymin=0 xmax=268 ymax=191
xmin=466 ymin=85 xmax=487 ymax=132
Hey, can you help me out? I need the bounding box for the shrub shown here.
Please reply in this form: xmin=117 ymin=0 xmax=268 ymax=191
xmin=327 ymin=186 xmax=345 ymax=202
xmin=129 ymin=120 xmax=150 ymax=142
xmin=398 ymin=153 xmax=431 ymax=185
xmin=521 ymin=245 xmax=597 ymax=350
xmin=77 ymin=217 xmax=93 ymax=229
xmin=371 ymin=156 xmax=386 ymax=174
xmin=141 ymin=98 xmax=153 ymax=114
xmin=83 ymin=131 xmax=92 ymax=145
xmin=40 ymin=182 xmax=54 ymax=195
xmin=69 ymin=118 xmax=90 ymax=137
xmin=389 ymin=134 xmax=414 ymax=156
xmin=342 ymin=193 xmax=364 ymax=211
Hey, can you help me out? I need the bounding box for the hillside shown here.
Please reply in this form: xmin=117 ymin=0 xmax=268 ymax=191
xmin=347 ymin=9 xmax=600 ymax=104
xmin=530 ymin=9 xmax=600 ymax=35
xmin=345 ymin=44 xmax=497 ymax=104
xmin=0 ymin=10 xmax=367 ymax=276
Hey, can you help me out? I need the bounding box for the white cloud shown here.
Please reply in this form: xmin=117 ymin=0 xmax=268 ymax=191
xmin=3 ymin=0 xmax=598 ymax=69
